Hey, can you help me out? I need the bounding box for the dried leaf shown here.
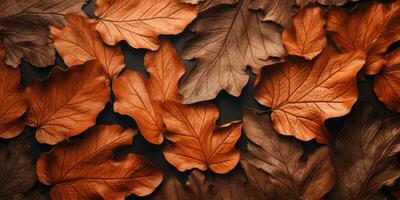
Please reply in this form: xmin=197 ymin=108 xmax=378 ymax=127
xmin=51 ymin=14 xmax=125 ymax=78
xmin=326 ymin=1 xmax=400 ymax=75
xmin=254 ymin=48 xmax=365 ymax=143
xmin=37 ymin=125 xmax=163 ymax=199
xmin=0 ymin=0 xmax=85 ymax=67
xmin=113 ymin=39 xmax=185 ymax=144
xmin=248 ymin=0 xmax=296 ymax=28
xmin=296 ymin=0 xmax=359 ymax=6
xmin=181 ymin=0 xmax=239 ymax=12
xmin=241 ymin=108 xmax=335 ymax=199
xmin=94 ymin=0 xmax=198 ymax=50
xmin=25 ymin=61 xmax=110 ymax=145
xmin=282 ymin=5 xmax=326 ymax=60
xmin=161 ymin=101 xmax=242 ymax=173
xmin=328 ymin=102 xmax=400 ymax=199
xmin=181 ymin=0 xmax=285 ymax=104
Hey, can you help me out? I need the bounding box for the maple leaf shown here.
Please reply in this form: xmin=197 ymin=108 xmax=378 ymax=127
xmin=282 ymin=5 xmax=327 ymax=60
xmin=24 ymin=61 xmax=110 ymax=145
xmin=161 ymin=101 xmax=242 ymax=173
xmin=328 ymin=101 xmax=400 ymax=199
xmin=254 ymin=47 xmax=365 ymax=143
xmin=37 ymin=125 xmax=163 ymax=199
xmin=50 ymin=14 xmax=125 ymax=78
xmin=0 ymin=0 xmax=85 ymax=67
xmin=241 ymin=108 xmax=335 ymax=200
xmin=180 ymin=0 xmax=239 ymax=12
xmin=326 ymin=1 xmax=400 ymax=75
xmin=113 ymin=39 xmax=185 ymax=144
xmin=180 ymin=0 xmax=285 ymax=104
xmin=94 ymin=0 xmax=198 ymax=50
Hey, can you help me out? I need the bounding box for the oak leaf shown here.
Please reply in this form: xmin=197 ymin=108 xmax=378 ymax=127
xmin=282 ymin=5 xmax=326 ymax=60
xmin=180 ymin=0 xmax=239 ymax=12
xmin=248 ymin=0 xmax=296 ymax=28
xmin=161 ymin=101 xmax=242 ymax=173
xmin=254 ymin=47 xmax=365 ymax=143
xmin=25 ymin=61 xmax=110 ymax=145
xmin=180 ymin=0 xmax=285 ymax=104
xmin=241 ymin=108 xmax=335 ymax=200
xmin=326 ymin=1 xmax=400 ymax=75
xmin=0 ymin=0 xmax=85 ymax=67
xmin=51 ymin=14 xmax=125 ymax=78
xmin=94 ymin=0 xmax=198 ymax=50
xmin=113 ymin=39 xmax=185 ymax=144
xmin=37 ymin=125 xmax=163 ymax=199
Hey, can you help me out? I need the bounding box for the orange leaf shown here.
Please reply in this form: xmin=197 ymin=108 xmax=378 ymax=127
xmin=161 ymin=101 xmax=242 ymax=174
xmin=51 ymin=14 xmax=125 ymax=78
xmin=25 ymin=61 xmax=110 ymax=145
xmin=113 ymin=39 xmax=185 ymax=144
xmin=36 ymin=125 xmax=163 ymax=199
xmin=94 ymin=0 xmax=198 ymax=50
xmin=282 ymin=5 xmax=326 ymax=60
xmin=255 ymin=48 xmax=365 ymax=143
xmin=326 ymin=1 xmax=400 ymax=75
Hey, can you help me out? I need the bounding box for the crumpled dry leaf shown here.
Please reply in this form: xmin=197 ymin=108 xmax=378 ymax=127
xmin=94 ymin=0 xmax=198 ymax=50
xmin=51 ymin=14 xmax=125 ymax=78
xmin=180 ymin=0 xmax=285 ymax=104
xmin=181 ymin=0 xmax=239 ymax=12
xmin=25 ymin=61 xmax=110 ymax=145
xmin=326 ymin=1 xmax=400 ymax=75
xmin=282 ymin=5 xmax=326 ymax=60
xmin=0 ymin=0 xmax=85 ymax=68
xmin=328 ymin=101 xmax=400 ymax=199
xmin=161 ymin=101 xmax=242 ymax=173
xmin=255 ymin=47 xmax=365 ymax=143
xmin=113 ymin=39 xmax=185 ymax=144
xmin=37 ymin=125 xmax=163 ymax=199
xmin=241 ymin=108 xmax=335 ymax=200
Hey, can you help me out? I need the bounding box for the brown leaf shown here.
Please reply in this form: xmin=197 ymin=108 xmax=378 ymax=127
xmin=24 ymin=61 xmax=110 ymax=145
xmin=326 ymin=1 xmax=400 ymax=75
xmin=282 ymin=5 xmax=327 ymax=60
xmin=0 ymin=0 xmax=85 ymax=67
xmin=254 ymin=48 xmax=365 ymax=143
xmin=113 ymin=39 xmax=185 ymax=144
xmin=328 ymin=101 xmax=400 ymax=199
xmin=161 ymin=101 xmax=242 ymax=173
xmin=180 ymin=0 xmax=285 ymax=104
xmin=50 ymin=14 xmax=125 ymax=78
xmin=181 ymin=0 xmax=239 ymax=12
xmin=296 ymin=0 xmax=359 ymax=6
xmin=94 ymin=0 xmax=198 ymax=50
xmin=37 ymin=125 xmax=163 ymax=199
xmin=241 ymin=108 xmax=335 ymax=200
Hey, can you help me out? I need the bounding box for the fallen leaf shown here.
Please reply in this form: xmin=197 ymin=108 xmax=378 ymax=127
xmin=94 ymin=0 xmax=198 ymax=50
xmin=25 ymin=61 xmax=110 ymax=145
xmin=0 ymin=0 xmax=85 ymax=67
xmin=113 ymin=39 xmax=185 ymax=144
xmin=248 ymin=0 xmax=296 ymax=28
xmin=328 ymin=101 xmax=400 ymax=199
xmin=241 ymin=108 xmax=335 ymax=200
xmin=326 ymin=1 xmax=400 ymax=75
xmin=181 ymin=0 xmax=239 ymax=12
xmin=51 ymin=14 xmax=125 ymax=78
xmin=296 ymin=0 xmax=359 ymax=6
xmin=161 ymin=101 xmax=242 ymax=173
xmin=254 ymin=47 xmax=365 ymax=143
xmin=180 ymin=0 xmax=285 ymax=104
xmin=282 ymin=5 xmax=326 ymax=60
xmin=37 ymin=125 xmax=163 ymax=199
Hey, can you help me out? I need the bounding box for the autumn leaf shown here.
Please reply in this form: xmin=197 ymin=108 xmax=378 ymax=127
xmin=180 ymin=0 xmax=239 ymax=12
xmin=328 ymin=101 xmax=400 ymax=199
xmin=248 ymin=0 xmax=296 ymax=28
xmin=241 ymin=108 xmax=335 ymax=200
xmin=282 ymin=5 xmax=327 ymax=60
xmin=50 ymin=14 xmax=125 ymax=78
xmin=180 ymin=0 xmax=285 ymax=104
xmin=0 ymin=0 xmax=85 ymax=67
xmin=25 ymin=61 xmax=110 ymax=145
xmin=254 ymin=47 xmax=365 ymax=143
xmin=326 ymin=1 xmax=400 ymax=75
xmin=161 ymin=101 xmax=242 ymax=173
xmin=113 ymin=39 xmax=185 ymax=144
xmin=37 ymin=125 xmax=163 ymax=199
xmin=94 ymin=0 xmax=198 ymax=50
xmin=296 ymin=0 xmax=359 ymax=6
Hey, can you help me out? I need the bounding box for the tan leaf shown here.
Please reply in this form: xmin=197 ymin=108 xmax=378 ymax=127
xmin=181 ymin=0 xmax=239 ymax=12
xmin=248 ymin=0 xmax=296 ymax=28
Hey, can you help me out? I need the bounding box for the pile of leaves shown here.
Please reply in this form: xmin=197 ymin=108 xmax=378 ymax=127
xmin=0 ymin=0 xmax=399 ymax=199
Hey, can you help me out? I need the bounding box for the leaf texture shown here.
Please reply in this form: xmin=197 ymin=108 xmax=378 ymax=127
xmin=296 ymin=0 xmax=359 ymax=6
xmin=181 ymin=0 xmax=239 ymax=12
xmin=248 ymin=0 xmax=296 ymax=28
